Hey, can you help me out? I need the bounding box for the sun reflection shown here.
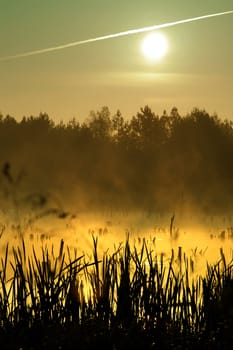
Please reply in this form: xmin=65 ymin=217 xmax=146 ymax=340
xmin=0 ymin=210 xmax=232 ymax=282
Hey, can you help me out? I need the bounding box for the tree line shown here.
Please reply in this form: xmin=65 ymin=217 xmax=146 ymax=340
xmin=0 ymin=106 xmax=233 ymax=214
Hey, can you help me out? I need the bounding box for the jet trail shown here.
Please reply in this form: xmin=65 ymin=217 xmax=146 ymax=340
xmin=1 ymin=10 xmax=233 ymax=61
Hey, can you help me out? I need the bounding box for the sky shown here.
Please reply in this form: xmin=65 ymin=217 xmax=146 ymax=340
xmin=0 ymin=0 xmax=233 ymax=123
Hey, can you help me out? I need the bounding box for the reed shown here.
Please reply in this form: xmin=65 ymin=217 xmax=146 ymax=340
xmin=0 ymin=235 xmax=232 ymax=349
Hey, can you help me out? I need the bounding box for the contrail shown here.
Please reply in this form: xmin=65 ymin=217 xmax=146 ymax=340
xmin=1 ymin=10 xmax=233 ymax=61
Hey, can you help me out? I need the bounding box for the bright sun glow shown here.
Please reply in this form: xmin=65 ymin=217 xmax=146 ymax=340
xmin=141 ymin=32 xmax=168 ymax=61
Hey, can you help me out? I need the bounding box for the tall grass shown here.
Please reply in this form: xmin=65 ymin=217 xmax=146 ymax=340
xmin=0 ymin=236 xmax=232 ymax=349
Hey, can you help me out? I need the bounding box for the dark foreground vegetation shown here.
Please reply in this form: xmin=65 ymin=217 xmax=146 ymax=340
xmin=0 ymin=238 xmax=232 ymax=349
xmin=0 ymin=105 xmax=233 ymax=213
xmin=0 ymin=105 xmax=233 ymax=348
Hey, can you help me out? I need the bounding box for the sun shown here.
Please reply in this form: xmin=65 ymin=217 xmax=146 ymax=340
xmin=141 ymin=32 xmax=168 ymax=61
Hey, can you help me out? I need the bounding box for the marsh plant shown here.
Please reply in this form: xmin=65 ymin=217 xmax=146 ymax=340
xmin=0 ymin=236 xmax=232 ymax=349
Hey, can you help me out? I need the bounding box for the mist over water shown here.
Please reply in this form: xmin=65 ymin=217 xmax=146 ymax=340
xmin=0 ymin=200 xmax=232 ymax=280
xmin=0 ymin=106 xmax=233 ymax=278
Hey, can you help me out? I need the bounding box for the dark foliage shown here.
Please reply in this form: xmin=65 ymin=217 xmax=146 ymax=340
xmin=0 ymin=238 xmax=232 ymax=349
xmin=0 ymin=106 xmax=233 ymax=213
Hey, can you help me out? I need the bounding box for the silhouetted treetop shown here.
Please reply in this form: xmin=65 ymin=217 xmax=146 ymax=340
xmin=0 ymin=106 xmax=232 ymax=212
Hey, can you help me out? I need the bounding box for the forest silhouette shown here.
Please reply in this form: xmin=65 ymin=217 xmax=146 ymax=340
xmin=0 ymin=105 xmax=233 ymax=215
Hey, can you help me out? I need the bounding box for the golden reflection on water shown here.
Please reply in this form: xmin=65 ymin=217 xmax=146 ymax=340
xmin=0 ymin=210 xmax=232 ymax=277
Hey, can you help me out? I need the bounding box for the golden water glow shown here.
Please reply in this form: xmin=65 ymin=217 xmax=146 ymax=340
xmin=0 ymin=210 xmax=232 ymax=280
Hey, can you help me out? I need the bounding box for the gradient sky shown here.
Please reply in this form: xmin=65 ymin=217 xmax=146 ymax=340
xmin=0 ymin=0 xmax=233 ymax=123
